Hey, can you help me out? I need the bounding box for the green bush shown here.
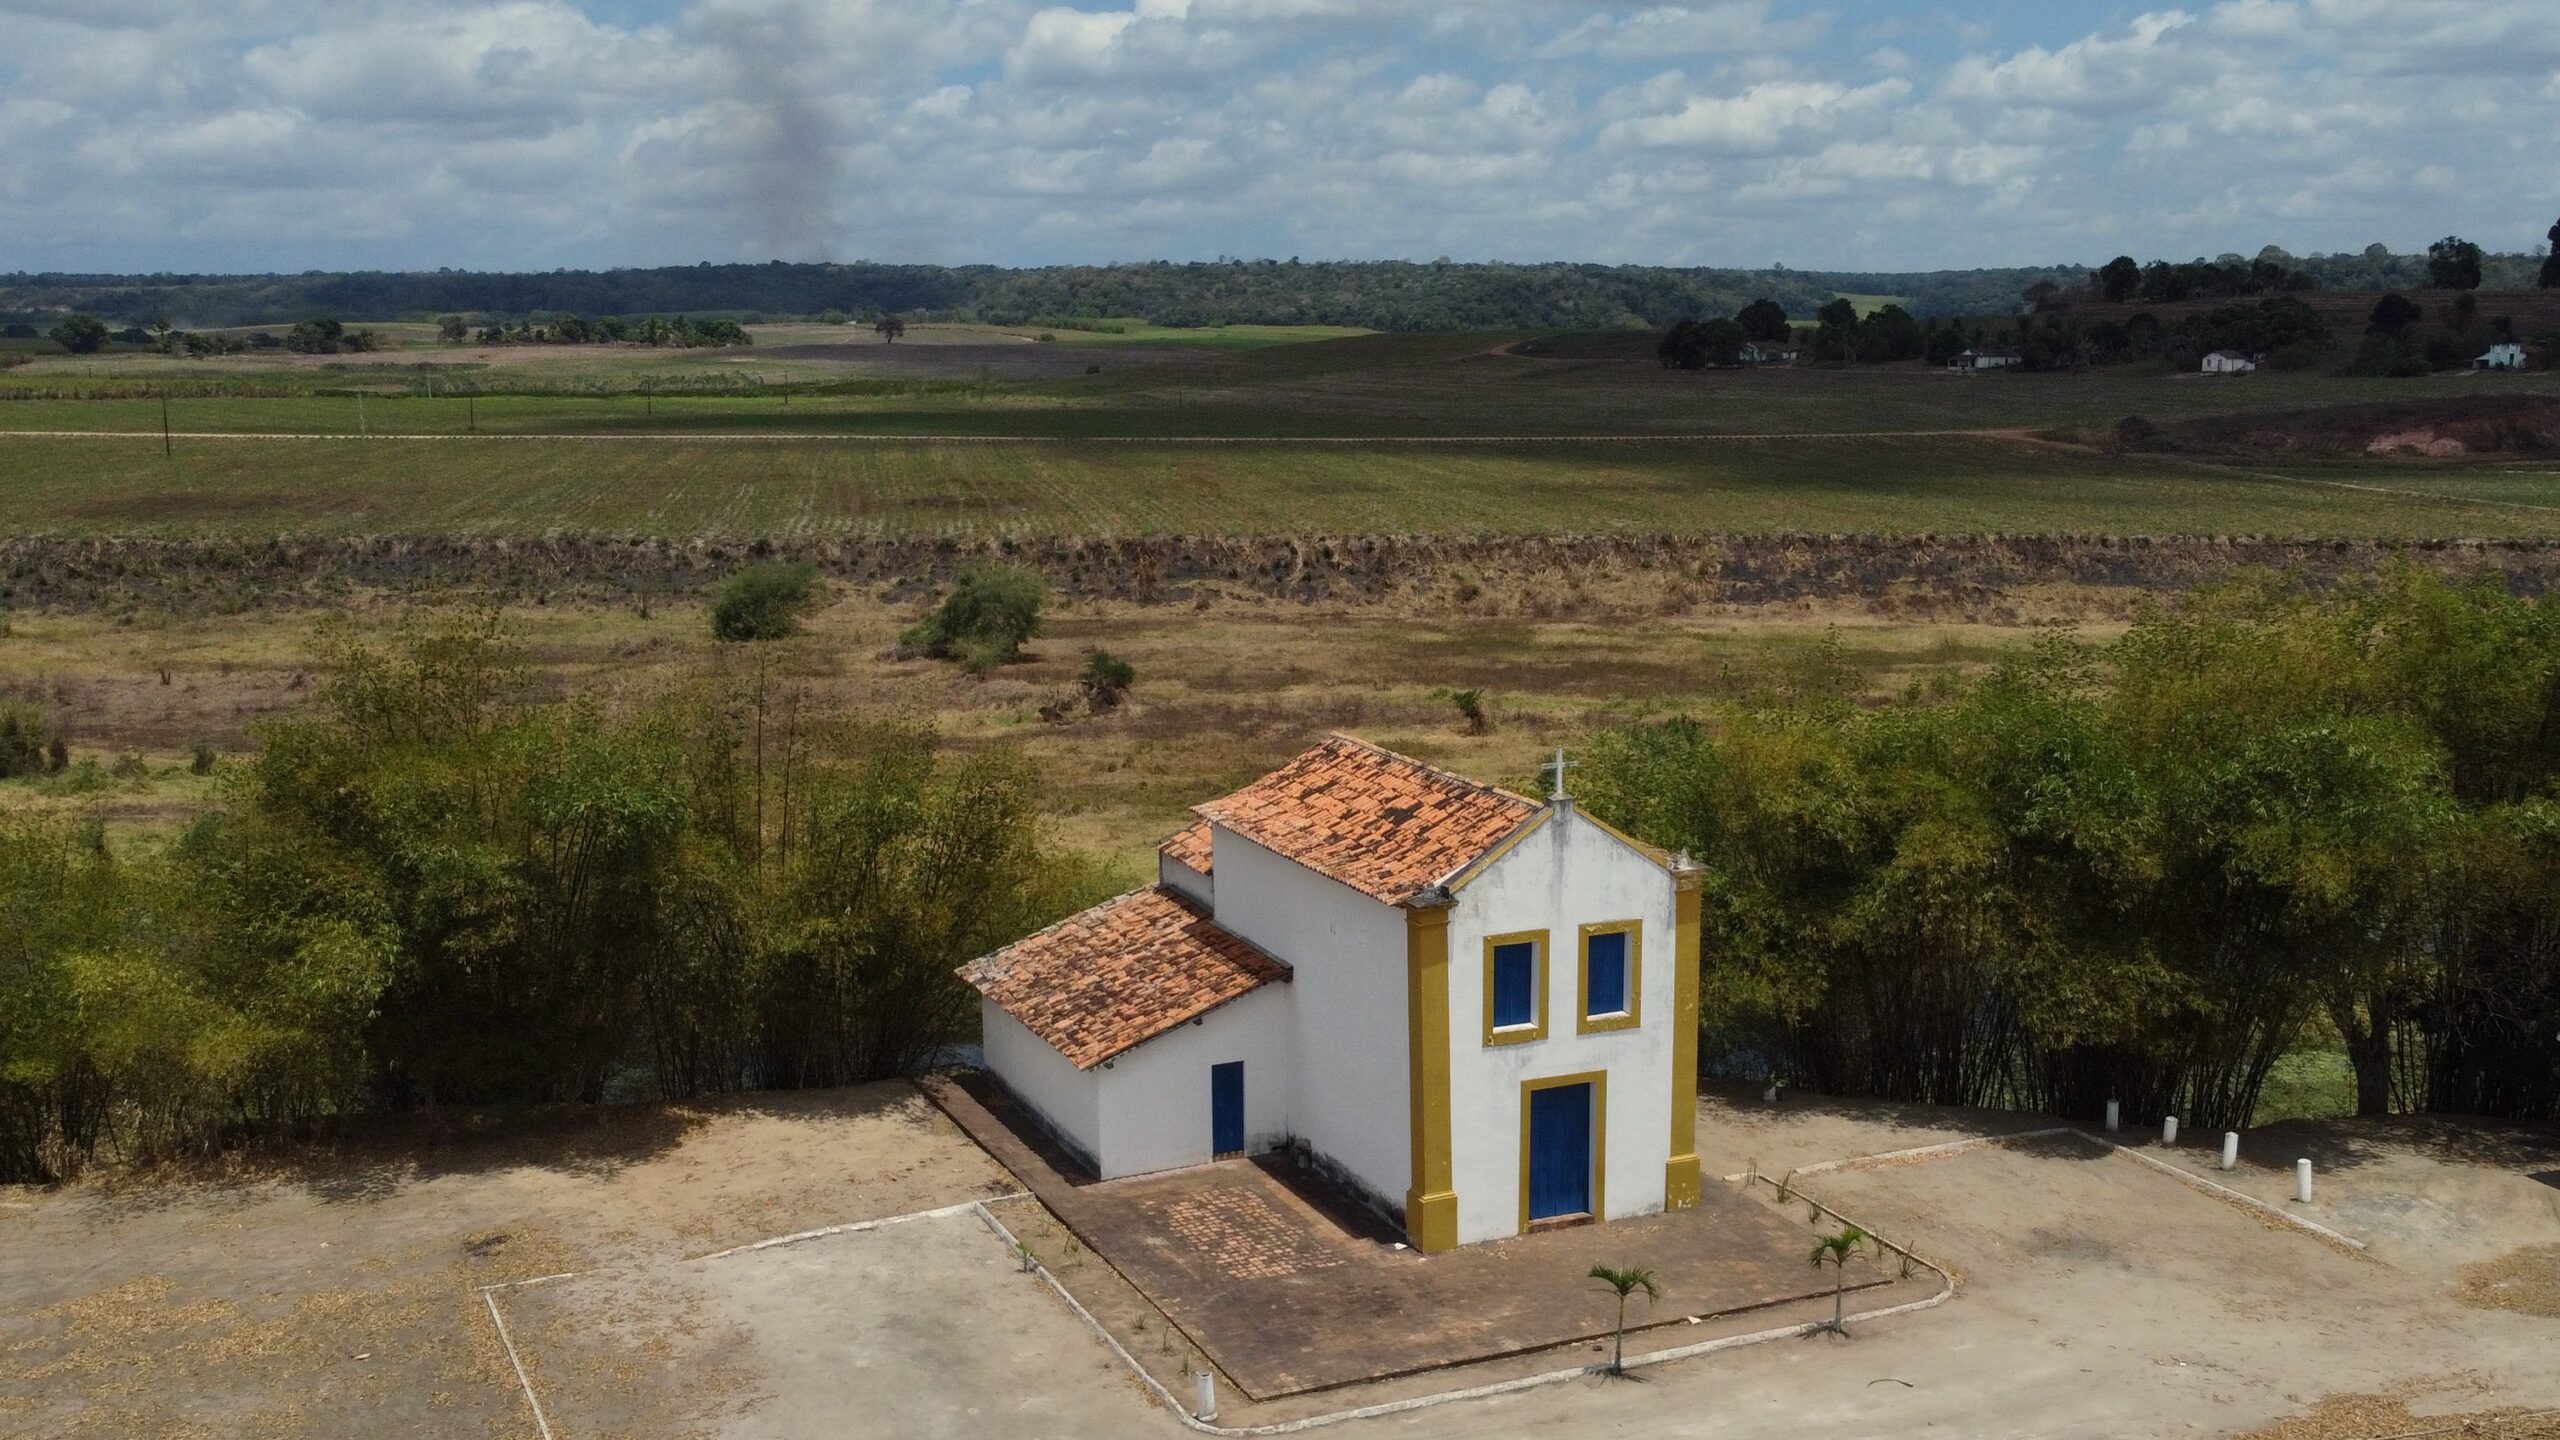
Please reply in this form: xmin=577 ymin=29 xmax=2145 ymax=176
xmin=710 ymin=562 xmax=822 ymax=642
xmin=0 ymin=703 xmax=46 ymax=779
xmin=901 ymin=566 xmax=1046 ymax=671
xmin=1080 ymin=649 xmax=1135 ymax=694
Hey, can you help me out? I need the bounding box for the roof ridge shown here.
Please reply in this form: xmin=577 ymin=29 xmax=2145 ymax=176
xmin=1319 ymin=732 xmax=1543 ymax=810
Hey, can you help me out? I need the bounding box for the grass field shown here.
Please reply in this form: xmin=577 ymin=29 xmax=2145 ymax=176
xmin=992 ymin=319 xmax=1377 ymax=348
xmin=4 ymin=321 xmax=2557 ymax=541
xmin=2 ymin=433 xmax=2552 ymax=538
xmin=15 ymin=324 xmax=2560 ymax=439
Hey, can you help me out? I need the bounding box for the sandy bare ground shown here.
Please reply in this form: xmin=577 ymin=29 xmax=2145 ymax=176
xmin=518 ymin=1089 xmax=2558 ymax=1440
xmin=8 ymin=1082 xmax=2556 ymax=1440
xmin=0 ymin=1087 xmax=1014 ymax=1439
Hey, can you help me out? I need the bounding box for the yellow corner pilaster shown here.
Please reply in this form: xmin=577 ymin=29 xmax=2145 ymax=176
xmin=1664 ymin=867 xmax=1703 ymax=1210
xmin=1404 ymin=900 xmax=1459 ymax=1252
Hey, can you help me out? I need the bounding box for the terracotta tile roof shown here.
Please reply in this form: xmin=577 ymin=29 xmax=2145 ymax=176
xmin=1160 ymin=820 xmax=1214 ymax=875
xmin=959 ymin=886 xmax=1288 ymax=1070
xmin=1194 ymin=735 xmax=1541 ymax=904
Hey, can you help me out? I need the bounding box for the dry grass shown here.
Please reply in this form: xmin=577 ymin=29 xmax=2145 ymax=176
xmin=1 ymin=1226 xmax=583 ymax=1439
xmin=0 ymin=592 xmax=2050 ymax=859
xmin=2455 ymin=1243 xmax=2560 ymax=1318
xmin=2242 ymin=1391 xmax=2560 ymax=1440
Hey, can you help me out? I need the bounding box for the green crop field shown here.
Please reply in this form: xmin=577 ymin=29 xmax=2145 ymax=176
xmin=2 ymin=322 xmax=2556 ymax=539
xmin=0 ymin=433 xmax=2551 ymax=540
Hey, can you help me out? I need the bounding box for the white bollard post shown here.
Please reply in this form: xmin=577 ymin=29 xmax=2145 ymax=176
xmin=2104 ymin=1099 xmax=2120 ymax=1132
xmin=2221 ymin=1132 xmax=2239 ymax=1171
xmin=2295 ymin=1159 xmax=2313 ymax=1204
xmin=1195 ymin=1369 xmax=1218 ymax=1423
xmin=2162 ymin=1115 xmax=2178 ymax=1146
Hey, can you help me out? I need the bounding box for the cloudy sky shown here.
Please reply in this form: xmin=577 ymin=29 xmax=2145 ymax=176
xmin=2 ymin=0 xmax=2553 ymax=275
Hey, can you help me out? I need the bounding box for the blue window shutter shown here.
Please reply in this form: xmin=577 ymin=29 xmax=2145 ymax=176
xmin=1493 ymin=941 xmax=1536 ymax=1028
xmin=1586 ymin=931 xmax=1627 ymax=1016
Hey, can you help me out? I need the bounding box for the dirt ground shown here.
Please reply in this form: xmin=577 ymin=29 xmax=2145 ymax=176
xmin=0 ymin=1087 xmax=1015 ymax=1439
xmin=496 ymin=1088 xmax=2560 ymax=1440
xmin=8 ymin=1083 xmax=2555 ymax=1440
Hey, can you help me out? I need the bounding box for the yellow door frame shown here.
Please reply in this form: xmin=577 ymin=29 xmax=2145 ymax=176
xmin=1518 ymin=1070 xmax=1608 ymax=1233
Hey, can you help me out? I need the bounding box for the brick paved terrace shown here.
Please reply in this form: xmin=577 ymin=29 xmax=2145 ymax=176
xmin=926 ymin=1072 xmax=1908 ymax=1399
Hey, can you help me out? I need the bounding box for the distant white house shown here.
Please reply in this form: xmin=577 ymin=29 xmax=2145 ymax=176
xmin=2202 ymin=351 xmax=2259 ymax=375
xmin=2477 ymin=343 xmax=2527 ymax=371
xmin=1738 ymin=342 xmax=1799 ymax=365
xmin=960 ymin=736 xmax=1704 ymax=1252
xmin=1948 ymin=349 xmax=2021 ymax=373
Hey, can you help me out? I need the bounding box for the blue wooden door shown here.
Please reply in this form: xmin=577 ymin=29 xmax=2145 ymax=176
xmin=1527 ymin=1083 xmax=1593 ymax=1220
xmin=1211 ymin=1062 xmax=1245 ymax=1157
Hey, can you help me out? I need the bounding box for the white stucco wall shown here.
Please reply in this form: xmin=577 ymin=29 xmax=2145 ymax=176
xmin=1207 ymin=825 xmax=1413 ymax=1209
xmin=980 ymin=997 xmax=1102 ymax=1173
xmin=1159 ymin=851 xmax=1213 ymax=907
xmin=1094 ymin=981 xmax=1294 ymax=1179
xmin=1444 ymin=806 xmax=1678 ymax=1244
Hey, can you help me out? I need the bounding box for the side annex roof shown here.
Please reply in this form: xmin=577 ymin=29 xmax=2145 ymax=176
xmin=1159 ymin=819 xmax=1214 ymax=875
xmin=957 ymin=885 xmax=1289 ymax=1070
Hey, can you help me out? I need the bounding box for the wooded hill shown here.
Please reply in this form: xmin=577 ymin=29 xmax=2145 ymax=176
xmin=0 ymin=259 xmax=2092 ymax=331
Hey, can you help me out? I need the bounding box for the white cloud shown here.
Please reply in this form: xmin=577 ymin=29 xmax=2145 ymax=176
xmin=1603 ymin=77 xmax=1910 ymax=155
xmin=1943 ymin=11 xmax=2201 ymax=112
xmin=0 ymin=0 xmax=2549 ymax=274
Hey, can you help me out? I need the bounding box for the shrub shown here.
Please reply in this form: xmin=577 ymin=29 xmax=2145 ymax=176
xmin=2263 ymin=340 xmax=2329 ymax=372
xmin=901 ymin=566 xmax=1045 ymax=671
xmin=0 ymin=703 xmax=46 ymax=778
xmin=189 ymin=744 xmax=217 ymax=776
xmin=1081 ymin=649 xmax=1134 ymax=694
xmin=1080 ymin=649 xmax=1135 ymax=712
xmin=710 ymin=562 xmax=822 ymax=642
xmin=1450 ymin=688 xmax=1489 ymax=735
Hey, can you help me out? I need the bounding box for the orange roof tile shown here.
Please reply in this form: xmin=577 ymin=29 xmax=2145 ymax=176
xmin=959 ymin=886 xmax=1288 ymax=1070
xmin=1194 ymin=736 xmax=1541 ymax=904
xmin=1160 ymin=820 xmax=1214 ymax=875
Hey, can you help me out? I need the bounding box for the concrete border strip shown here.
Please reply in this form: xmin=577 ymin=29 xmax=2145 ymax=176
xmin=2075 ymin=1134 xmax=2369 ymax=1253
xmin=971 ymin=1185 xmax=1955 ymax=1437
xmin=479 ymin=1269 xmax=581 ymax=1296
xmin=1712 ymin=1125 xmax=2367 ymax=1255
xmin=691 ymin=1194 xmax=1025 ymax=1261
xmin=1718 ymin=1126 xmax=2081 ymax=1184
xmin=481 ymin=1289 xmax=556 ymax=1440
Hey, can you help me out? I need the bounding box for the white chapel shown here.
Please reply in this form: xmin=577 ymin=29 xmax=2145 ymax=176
xmin=959 ymin=736 xmax=1703 ymax=1251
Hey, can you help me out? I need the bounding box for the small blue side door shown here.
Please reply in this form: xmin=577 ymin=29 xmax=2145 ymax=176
xmin=1527 ymin=1083 xmax=1594 ymax=1221
xmin=1211 ymin=1061 xmax=1245 ymax=1157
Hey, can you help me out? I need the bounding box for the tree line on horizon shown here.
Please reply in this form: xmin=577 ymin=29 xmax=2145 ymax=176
xmin=7 ymin=231 xmax=2550 ymax=340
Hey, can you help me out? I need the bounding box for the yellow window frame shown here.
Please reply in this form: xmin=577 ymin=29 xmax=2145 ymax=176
xmin=1481 ymin=929 xmax=1549 ymax=1046
xmin=1575 ymin=920 xmax=1642 ymax=1034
